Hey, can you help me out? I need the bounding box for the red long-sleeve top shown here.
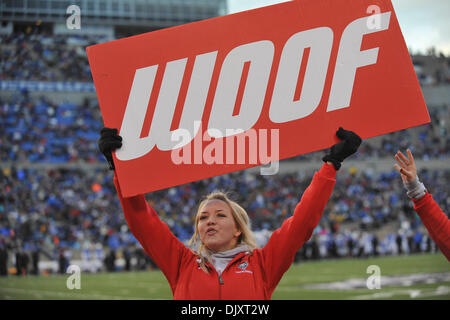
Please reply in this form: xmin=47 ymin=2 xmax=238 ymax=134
xmin=413 ymin=193 xmax=450 ymax=261
xmin=114 ymin=163 xmax=336 ymax=299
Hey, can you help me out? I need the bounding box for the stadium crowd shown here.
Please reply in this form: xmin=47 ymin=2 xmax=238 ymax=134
xmin=0 ymin=32 xmax=109 ymax=83
xmin=0 ymin=89 xmax=449 ymax=275
xmin=1 ymin=91 xmax=448 ymax=165
xmin=0 ymin=30 xmax=449 ymax=276
xmin=2 ymin=31 xmax=450 ymax=86
xmin=0 ymin=160 xmax=448 ymax=274
xmin=0 ymin=93 xmax=103 ymax=164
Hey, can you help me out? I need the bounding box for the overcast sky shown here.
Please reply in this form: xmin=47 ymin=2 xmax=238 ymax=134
xmin=227 ymin=0 xmax=450 ymax=55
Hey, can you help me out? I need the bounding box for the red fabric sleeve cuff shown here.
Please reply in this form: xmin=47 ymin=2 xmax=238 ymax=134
xmin=318 ymin=162 xmax=337 ymax=179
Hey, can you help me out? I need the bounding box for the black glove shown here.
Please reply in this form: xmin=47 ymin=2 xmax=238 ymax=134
xmin=98 ymin=127 xmax=122 ymax=170
xmin=322 ymin=127 xmax=362 ymax=170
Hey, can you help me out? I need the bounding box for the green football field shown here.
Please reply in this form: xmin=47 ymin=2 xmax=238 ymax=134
xmin=1 ymin=253 xmax=449 ymax=300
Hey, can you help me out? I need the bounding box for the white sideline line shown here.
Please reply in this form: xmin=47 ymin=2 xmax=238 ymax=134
xmin=303 ymin=272 xmax=450 ymax=290
xmin=352 ymin=286 xmax=450 ymax=300
xmin=0 ymin=287 xmax=148 ymax=300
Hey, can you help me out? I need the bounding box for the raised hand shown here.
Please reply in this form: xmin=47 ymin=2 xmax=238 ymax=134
xmin=322 ymin=127 xmax=362 ymax=170
xmin=98 ymin=127 xmax=123 ymax=170
xmin=394 ymin=149 xmax=417 ymax=183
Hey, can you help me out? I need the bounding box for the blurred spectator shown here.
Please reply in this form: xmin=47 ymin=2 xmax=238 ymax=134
xmin=58 ymin=247 xmax=69 ymax=274
xmin=104 ymin=249 xmax=116 ymax=272
xmin=134 ymin=248 xmax=148 ymax=271
xmin=0 ymin=240 xmax=8 ymax=276
xmin=123 ymin=246 xmax=132 ymax=272
xmin=15 ymin=247 xmax=30 ymax=276
xmin=31 ymin=244 xmax=40 ymax=276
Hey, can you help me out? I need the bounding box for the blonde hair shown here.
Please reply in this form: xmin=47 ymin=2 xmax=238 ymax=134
xmin=188 ymin=191 xmax=257 ymax=273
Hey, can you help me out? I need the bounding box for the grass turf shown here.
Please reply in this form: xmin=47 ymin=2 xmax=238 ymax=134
xmin=0 ymin=253 xmax=448 ymax=300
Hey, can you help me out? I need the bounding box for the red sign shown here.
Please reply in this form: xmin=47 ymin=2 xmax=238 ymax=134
xmin=87 ymin=0 xmax=429 ymax=197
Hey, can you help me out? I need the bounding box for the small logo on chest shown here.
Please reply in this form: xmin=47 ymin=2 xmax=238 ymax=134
xmin=236 ymin=261 xmax=253 ymax=274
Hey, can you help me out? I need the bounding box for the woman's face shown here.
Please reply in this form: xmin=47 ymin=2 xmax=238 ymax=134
xmin=198 ymin=199 xmax=241 ymax=253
